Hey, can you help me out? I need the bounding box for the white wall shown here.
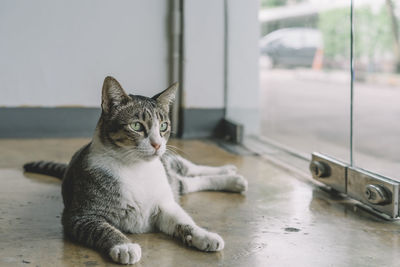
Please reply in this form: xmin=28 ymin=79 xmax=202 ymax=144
xmin=183 ymin=0 xmax=259 ymax=130
xmin=1 ymin=0 xmax=260 ymax=136
xmin=183 ymin=0 xmax=225 ymax=109
xmin=225 ymin=0 xmax=260 ymax=135
xmin=0 ymin=0 xmax=170 ymax=107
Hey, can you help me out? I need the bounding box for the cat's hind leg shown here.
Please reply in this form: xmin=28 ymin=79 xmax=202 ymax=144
xmin=163 ymin=153 xmax=247 ymax=194
xmin=180 ymin=173 xmax=248 ymax=194
xmin=173 ymin=155 xmax=237 ymax=177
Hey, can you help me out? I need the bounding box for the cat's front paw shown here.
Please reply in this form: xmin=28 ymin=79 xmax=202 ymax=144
xmin=110 ymin=243 xmax=141 ymax=265
xmin=226 ymin=174 xmax=248 ymax=193
xmin=190 ymin=229 xmax=225 ymax=252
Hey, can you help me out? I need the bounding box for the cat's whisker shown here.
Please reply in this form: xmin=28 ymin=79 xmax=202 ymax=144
xmin=165 ymin=148 xmax=181 ymax=158
xmin=166 ymin=145 xmax=189 ymax=157
xmin=166 ymin=146 xmax=178 ymax=153
xmin=164 ymin=150 xmax=179 ymax=159
xmin=166 ymin=144 xmax=182 ymax=152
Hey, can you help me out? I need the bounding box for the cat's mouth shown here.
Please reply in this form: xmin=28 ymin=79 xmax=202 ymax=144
xmin=141 ymin=153 xmax=161 ymax=162
xmin=141 ymin=149 xmax=162 ymax=159
xmin=153 ymin=149 xmax=163 ymax=157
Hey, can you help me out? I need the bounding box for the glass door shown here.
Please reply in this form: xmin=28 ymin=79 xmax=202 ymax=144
xmin=226 ymin=0 xmax=400 ymax=218
xmin=353 ymin=0 xmax=400 ymax=180
xmin=258 ymin=0 xmax=351 ymax=161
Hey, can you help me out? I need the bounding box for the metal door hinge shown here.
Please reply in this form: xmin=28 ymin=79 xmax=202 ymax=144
xmin=310 ymin=153 xmax=347 ymax=193
xmin=310 ymin=152 xmax=399 ymax=218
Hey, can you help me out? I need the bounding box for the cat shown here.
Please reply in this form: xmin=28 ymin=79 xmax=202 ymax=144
xmin=23 ymin=76 xmax=248 ymax=265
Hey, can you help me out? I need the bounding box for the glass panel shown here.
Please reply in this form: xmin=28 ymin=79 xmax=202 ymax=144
xmin=225 ymin=0 xmax=260 ymax=136
xmin=353 ymin=0 xmax=400 ymax=179
xmin=259 ymin=1 xmax=351 ymax=161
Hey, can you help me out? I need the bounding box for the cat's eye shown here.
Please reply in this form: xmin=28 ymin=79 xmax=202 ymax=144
xmin=160 ymin=122 xmax=168 ymax=132
xmin=129 ymin=122 xmax=144 ymax=132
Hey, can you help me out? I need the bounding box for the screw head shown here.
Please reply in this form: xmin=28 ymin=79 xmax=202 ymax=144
xmin=364 ymin=184 xmax=390 ymax=205
xmin=309 ymin=161 xmax=329 ymax=178
xmin=365 ymin=188 xmax=372 ymax=199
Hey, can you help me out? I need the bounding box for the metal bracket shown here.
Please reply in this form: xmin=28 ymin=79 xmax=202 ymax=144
xmin=310 ymin=152 xmax=400 ymax=218
xmin=310 ymin=153 xmax=347 ymax=193
xmin=347 ymin=167 xmax=398 ymax=218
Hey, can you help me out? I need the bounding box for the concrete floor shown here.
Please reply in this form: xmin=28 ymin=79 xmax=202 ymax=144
xmin=260 ymin=68 xmax=400 ymax=180
xmin=1 ymin=138 xmax=400 ymax=267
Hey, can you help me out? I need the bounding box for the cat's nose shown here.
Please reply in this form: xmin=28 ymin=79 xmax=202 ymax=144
xmin=151 ymin=142 xmax=161 ymax=150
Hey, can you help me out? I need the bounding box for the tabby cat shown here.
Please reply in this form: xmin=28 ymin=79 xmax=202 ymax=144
xmin=24 ymin=76 xmax=248 ymax=265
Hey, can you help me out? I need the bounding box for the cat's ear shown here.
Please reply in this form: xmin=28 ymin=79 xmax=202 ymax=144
xmin=101 ymin=76 xmax=130 ymax=114
xmin=152 ymin=82 xmax=178 ymax=110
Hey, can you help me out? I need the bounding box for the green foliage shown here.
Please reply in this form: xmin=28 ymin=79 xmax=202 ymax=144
xmin=318 ymin=6 xmax=393 ymax=60
xmin=260 ymin=0 xmax=307 ymax=9
xmin=260 ymin=0 xmax=287 ymax=8
xmin=318 ymin=8 xmax=351 ymax=59
xmin=353 ymin=6 xmax=392 ymax=59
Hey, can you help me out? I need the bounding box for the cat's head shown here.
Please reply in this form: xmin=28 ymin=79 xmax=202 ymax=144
xmin=97 ymin=76 xmax=177 ymax=160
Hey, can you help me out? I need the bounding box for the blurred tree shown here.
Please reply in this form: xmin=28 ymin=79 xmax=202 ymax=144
xmin=385 ymin=0 xmax=400 ymax=72
xmin=260 ymin=0 xmax=287 ymax=8
xmin=318 ymin=6 xmax=393 ymax=71
xmin=318 ymin=8 xmax=350 ymax=60
xmin=354 ymin=6 xmax=392 ymax=71
xmin=260 ymin=0 xmax=307 ymax=9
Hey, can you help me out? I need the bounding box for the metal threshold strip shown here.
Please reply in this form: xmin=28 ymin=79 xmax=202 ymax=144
xmin=244 ymin=136 xmax=400 ymax=219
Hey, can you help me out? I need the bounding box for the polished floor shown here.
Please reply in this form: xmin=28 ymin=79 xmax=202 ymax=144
xmin=0 ymin=138 xmax=399 ymax=267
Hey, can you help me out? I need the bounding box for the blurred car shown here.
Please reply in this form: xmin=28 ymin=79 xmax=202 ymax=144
xmin=260 ymin=28 xmax=323 ymax=68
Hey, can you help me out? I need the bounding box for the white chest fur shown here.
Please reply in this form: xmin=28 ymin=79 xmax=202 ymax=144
xmin=117 ymin=158 xmax=174 ymax=233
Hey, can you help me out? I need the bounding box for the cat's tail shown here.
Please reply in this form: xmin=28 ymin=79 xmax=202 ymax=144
xmin=23 ymin=161 xmax=67 ymax=179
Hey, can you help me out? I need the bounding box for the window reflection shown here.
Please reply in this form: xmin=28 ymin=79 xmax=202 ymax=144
xmin=259 ymin=0 xmax=351 ymax=161
xmin=259 ymin=0 xmax=400 ymax=180
xmin=353 ymin=0 xmax=400 ymax=179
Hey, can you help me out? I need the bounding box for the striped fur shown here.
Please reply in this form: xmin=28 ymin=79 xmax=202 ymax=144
xmin=23 ymin=161 xmax=67 ymax=179
xmin=23 ymin=76 xmax=247 ymax=265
